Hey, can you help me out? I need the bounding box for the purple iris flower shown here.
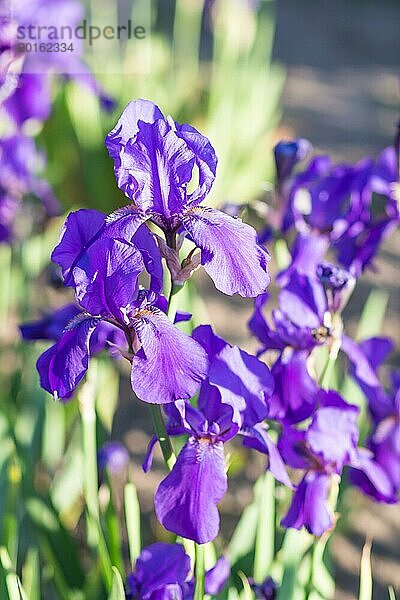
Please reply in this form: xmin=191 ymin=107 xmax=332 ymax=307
xmin=0 ymin=133 xmax=61 ymax=222
xmin=51 ymin=208 xmax=164 ymax=294
xmin=20 ymin=303 xmax=127 ymax=356
xmin=279 ymin=144 xmax=399 ymax=276
xmin=279 ymin=390 xmax=395 ymax=535
xmin=274 ymin=139 xmax=312 ymax=188
xmin=0 ymin=17 xmax=19 ymax=99
xmin=149 ymin=326 xmax=291 ymax=544
xmin=251 ymin=576 xmax=277 ymax=599
xmin=0 ymin=195 xmax=19 ymax=242
xmin=126 ymin=543 xmax=229 ymax=599
xmin=345 ymin=338 xmax=400 ymax=499
xmin=105 ymin=99 xmax=271 ymax=297
xmin=98 ymin=441 xmax=130 ymax=474
xmin=36 ymin=221 xmax=208 ymax=404
xmin=248 ymin=269 xmax=366 ymax=424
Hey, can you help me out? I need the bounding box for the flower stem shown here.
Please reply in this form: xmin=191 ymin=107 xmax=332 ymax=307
xmin=194 ymin=543 xmax=205 ymax=600
xmin=148 ymin=280 xmax=184 ymax=471
xmin=167 ymin=282 xmax=183 ymax=324
xmin=79 ymin=362 xmax=113 ymax=591
xmin=320 ymin=339 xmax=340 ymax=389
xmin=150 ymin=405 xmax=176 ymax=471
xmin=304 ymin=538 xmax=317 ymax=599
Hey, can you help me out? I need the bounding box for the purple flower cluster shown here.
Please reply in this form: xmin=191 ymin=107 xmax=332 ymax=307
xmin=21 ymin=99 xmax=400 ymax=594
xmin=265 ymin=137 xmax=399 ymax=281
xmin=0 ymin=1 xmax=113 ymax=243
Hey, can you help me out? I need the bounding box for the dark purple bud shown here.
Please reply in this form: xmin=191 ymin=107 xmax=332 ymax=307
xmin=98 ymin=441 xmax=130 ymax=474
xmin=395 ymin=120 xmax=400 ymax=176
xmin=317 ymin=262 xmax=355 ymax=313
xmin=251 ymin=576 xmax=277 ymax=599
xmin=274 ymin=139 xmax=312 ymax=186
xmin=316 ymin=262 xmax=352 ymax=291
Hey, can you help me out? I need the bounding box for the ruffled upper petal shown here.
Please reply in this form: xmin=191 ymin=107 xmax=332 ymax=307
xmin=72 ymin=237 xmax=144 ymax=320
xmin=306 ymin=401 xmax=359 ymax=471
xmin=182 ymin=207 xmax=270 ymax=297
xmin=278 ymin=272 xmax=327 ymax=329
xmin=105 ymin=98 xmax=164 ymax=162
xmin=109 ymin=117 xmax=196 ymax=216
xmin=155 ymin=437 xmax=227 ymax=543
xmin=106 ymin=99 xmax=217 ymax=215
xmin=131 ymin=308 xmax=209 ymax=404
xmin=173 ymin=122 xmax=217 ymax=206
xmin=277 ymin=233 xmax=329 ymax=287
xmin=36 ymin=315 xmax=100 ymax=400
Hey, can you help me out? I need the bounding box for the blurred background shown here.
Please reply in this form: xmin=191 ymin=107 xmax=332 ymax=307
xmin=1 ymin=0 xmax=399 ymax=598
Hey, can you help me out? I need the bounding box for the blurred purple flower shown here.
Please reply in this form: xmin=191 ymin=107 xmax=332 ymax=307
xmin=251 ymin=576 xmax=277 ymax=599
xmin=126 ymin=543 xmax=229 ymax=599
xmin=105 ymin=99 xmax=270 ymax=297
xmin=98 ymin=441 xmax=129 ymax=474
xmin=274 ymin=139 xmax=312 ymax=189
xmin=0 ymin=195 xmax=19 ymax=242
xmin=0 ymin=133 xmax=61 ymax=241
xmin=346 ymin=339 xmax=400 ymax=500
xmin=278 ymin=144 xmax=399 ymax=276
xmin=3 ymin=0 xmax=113 ymax=126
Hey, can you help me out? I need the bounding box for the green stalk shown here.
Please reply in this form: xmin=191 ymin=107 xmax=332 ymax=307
xmin=167 ymin=283 xmax=183 ymax=325
xmin=124 ymin=482 xmax=141 ymax=567
xmin=194 ymin=543 xmax=205 ymax=600
xmin=79 ymin=377 xmax=100 ymax=548
xmin=150 ymin=405 xmax=176 ymax=471
xmin=304 ymin=540 xmax=317 ymax=599
xmin=149 ymin=280 xmax=183 ymax=471
xmin=79 ymin=363 xmax=113 ymax=591
xmin=253 ymin=470 xmax=275 ymax=583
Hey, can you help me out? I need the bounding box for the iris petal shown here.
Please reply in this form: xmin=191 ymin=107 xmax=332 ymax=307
xmin=131 ymin=308 xmax=209 ymax=404
xmin=155 ymin=437 xmax=227 ymax=543
xmin=182 ymin=207 xmax=270 ymax=297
